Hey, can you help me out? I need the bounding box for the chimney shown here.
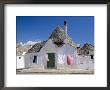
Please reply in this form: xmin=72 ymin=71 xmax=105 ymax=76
xmin=64 ymin=20 xmax=67 ymax=38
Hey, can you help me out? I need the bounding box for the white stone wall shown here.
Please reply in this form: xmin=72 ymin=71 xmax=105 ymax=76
xmin=39 ymin=39 xmax=78 ymax=69
xmin=23 ymin=39 xmax=84 ymax=70
xmin=77 ymin=55 xmax=94 ymax=70
xmin=16 ymin=56 xmax=25 ymax=69
xmin=39 ymin=39 xmax=58 ymax=69
xmin=24 ymin=53 xmax=44 ymax=69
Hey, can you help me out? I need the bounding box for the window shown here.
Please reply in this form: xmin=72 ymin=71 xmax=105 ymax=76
xmin=87 ymin=51 xmax=89 ymax=54
xmin=33 ymin=56 xmax=37 ymax=63
xmin=91 ymin=55 xmax=93 ymax=59
xmin=19 ymin=57 xmax=21 ymax=59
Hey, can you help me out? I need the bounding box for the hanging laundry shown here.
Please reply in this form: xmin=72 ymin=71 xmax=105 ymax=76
xmin=57 ymin=54 xmax=65 ymax=64
xmin=45 ymin=54 xmax=49 ymax=61
xmin=67 ymin=55 xmax=73 ymax=65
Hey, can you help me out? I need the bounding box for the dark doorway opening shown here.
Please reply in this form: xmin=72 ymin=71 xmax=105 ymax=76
xmin=33 ymin=56 xmax=37 ymax=63
xmin=91 ymin=55 xmax=93 ymax=59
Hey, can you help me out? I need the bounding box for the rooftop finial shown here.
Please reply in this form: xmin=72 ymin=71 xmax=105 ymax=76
xmin=64 ymin=19 xmax=67 ymax=38
xmin=64 ymin=19 xmax=67 ymax=26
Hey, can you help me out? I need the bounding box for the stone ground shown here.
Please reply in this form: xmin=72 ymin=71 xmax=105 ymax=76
xmin=16 ymin=68 xmax=94 ymax=74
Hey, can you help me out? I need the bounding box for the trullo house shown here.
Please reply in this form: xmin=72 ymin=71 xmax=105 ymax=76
xmin=23 ymin=21 xmax=79 ymax=69
xmin=16 ymin=43 xmax=27 ymax=69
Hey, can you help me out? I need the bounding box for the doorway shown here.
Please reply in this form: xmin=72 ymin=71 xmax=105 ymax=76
xmin=47 ymin=53 xmax=55 ymax=68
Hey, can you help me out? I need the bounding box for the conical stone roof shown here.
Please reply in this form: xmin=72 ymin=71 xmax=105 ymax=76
xmin=27 ymin=25 xmax=76 ymax=53
xmin=78 ymin=43 xmax=94 ymax=55
xmin=16 ymin=44 xmax=29 ymax=55
xmin=27 ymin=41 xmax=46 ymax=53
xmin=49 ymin=26 xmax=66 ymax=47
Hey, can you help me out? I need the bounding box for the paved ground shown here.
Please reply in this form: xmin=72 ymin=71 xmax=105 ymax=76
xmin=16 ymin=68 xmax=94 ymax=74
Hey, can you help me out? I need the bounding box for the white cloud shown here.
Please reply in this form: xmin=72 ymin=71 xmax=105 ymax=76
xmin=77 ymin=44 xmax=80 ymax=47
xmin=18 ymin=40 xmax=42 ymax=46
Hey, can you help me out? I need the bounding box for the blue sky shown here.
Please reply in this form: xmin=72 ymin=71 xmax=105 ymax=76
xmin=16 ymin=16 xmax=94 ymax=46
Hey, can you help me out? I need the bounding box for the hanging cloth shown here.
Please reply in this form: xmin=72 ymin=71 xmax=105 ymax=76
xmin=67 ymin=55 xmax=73 ymax=65
xmin=58 ymin=54 xmax=65 ymax=64
xmin=45 ymin=54 xmax=49 ymax=61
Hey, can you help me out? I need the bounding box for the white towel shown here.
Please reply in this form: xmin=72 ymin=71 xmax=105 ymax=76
xmin=57 ymin=54 xmax=65 ymax=64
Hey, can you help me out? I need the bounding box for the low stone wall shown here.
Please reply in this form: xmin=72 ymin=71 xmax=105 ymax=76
xmin=16 ymin=68 xmax=94 ymax=74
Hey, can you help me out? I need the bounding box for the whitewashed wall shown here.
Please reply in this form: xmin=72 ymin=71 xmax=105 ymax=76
xmin=24 ymin=53 xmax=44 ymax=69
xmin=39 ymin=39 xmax=58 ymax=69
xmin=23 ymin=39 xmax=82 ymax=69
xmin=77 ymin=55 xmax=94 ymax=70
xmin=39 ymin=39 xmax=78 ymax=69
xmin=56 ymin=43 xmax=78 ymax=69
xmin=16 ymin=56 xmax=25 ymax=69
